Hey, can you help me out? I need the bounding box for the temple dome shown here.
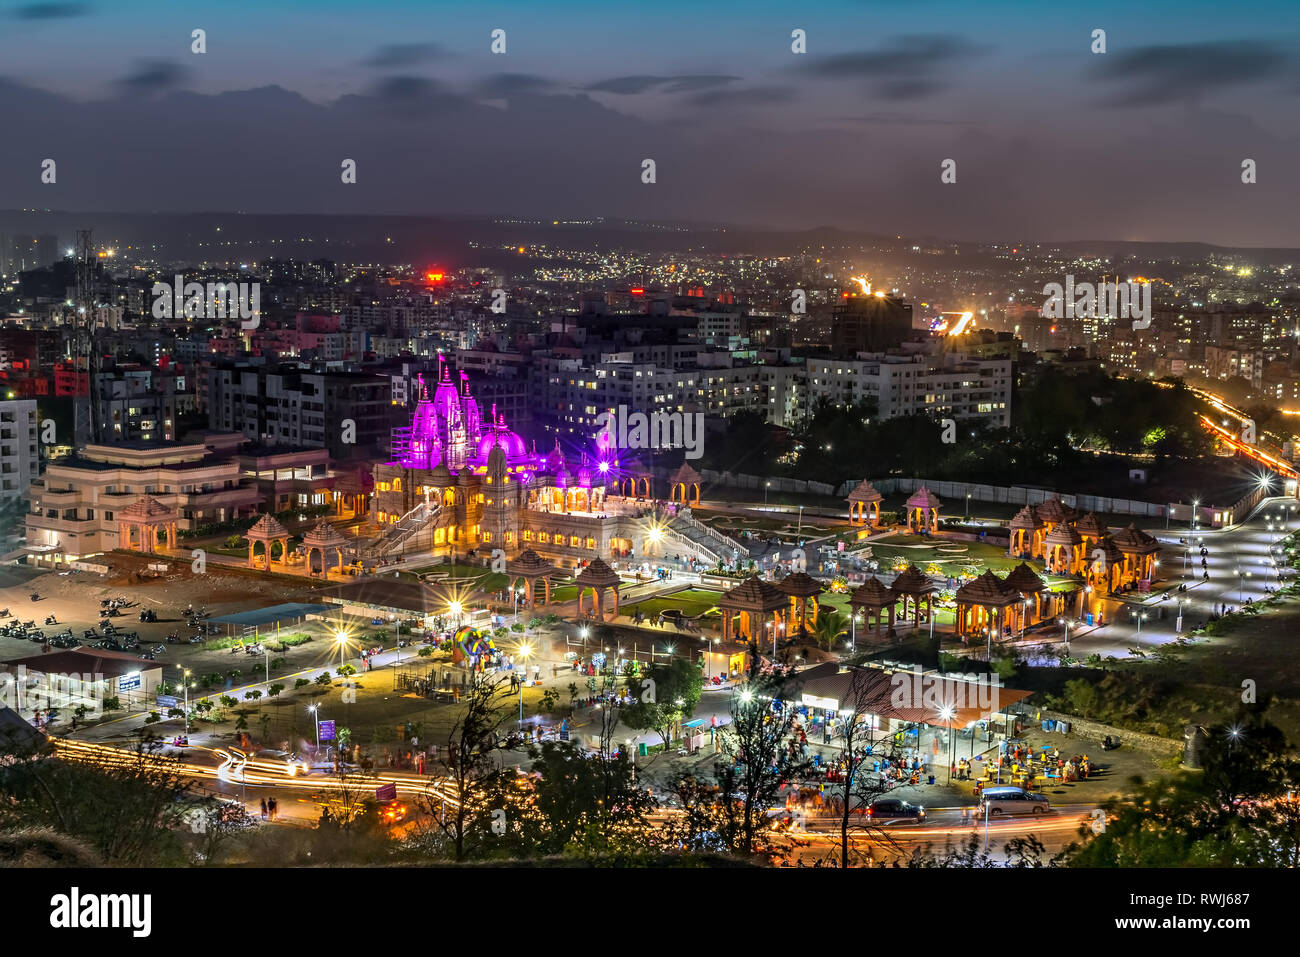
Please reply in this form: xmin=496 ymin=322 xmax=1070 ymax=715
xmin=475 ymin=428 xmax=528 ymax=464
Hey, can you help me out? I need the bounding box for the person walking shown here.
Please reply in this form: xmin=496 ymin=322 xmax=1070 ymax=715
xmin=260 ymin=798 xmax=268 ymax=820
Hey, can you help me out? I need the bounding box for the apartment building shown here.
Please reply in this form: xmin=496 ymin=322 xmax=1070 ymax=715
xmin=0 ymin=399 xmax=39 ymax=503
xmin=804 ymin=353 xmax=1012 ymax=428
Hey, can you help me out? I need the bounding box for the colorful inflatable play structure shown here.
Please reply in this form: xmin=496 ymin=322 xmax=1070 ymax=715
xmin=452 ymin=626 xmax=497 ymax=669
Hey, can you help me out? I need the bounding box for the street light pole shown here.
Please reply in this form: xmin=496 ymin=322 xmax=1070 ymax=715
xmin=940 ymin=707 xmax=954 ymax=784
xmin=182 ymin=669 xmax=191 ymax=734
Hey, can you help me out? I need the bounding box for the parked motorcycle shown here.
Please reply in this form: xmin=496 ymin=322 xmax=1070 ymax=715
xmin=44 ymin=615 xmax=56 ymax=626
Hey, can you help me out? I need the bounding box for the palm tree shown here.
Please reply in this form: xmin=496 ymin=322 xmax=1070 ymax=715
xmin=812 ymin=609 xmax=849 ymax=651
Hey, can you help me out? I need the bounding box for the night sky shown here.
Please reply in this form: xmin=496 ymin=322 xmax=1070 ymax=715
xmin=2 ymin=0 xmax=1299 ymax=246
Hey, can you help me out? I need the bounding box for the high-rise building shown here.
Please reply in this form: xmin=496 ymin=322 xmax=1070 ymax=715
xmin=830 ymin=291 xmax=915 ymax=355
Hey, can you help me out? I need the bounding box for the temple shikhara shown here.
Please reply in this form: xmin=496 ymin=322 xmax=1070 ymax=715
xmin=367 ymin=359 xmax=691 ymax=569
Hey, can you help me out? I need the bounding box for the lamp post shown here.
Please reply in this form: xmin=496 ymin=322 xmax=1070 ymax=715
xmin=965 ymin=493 xmax=971 ymax=522
xmin=1130 ymin=610 xmax=1147 ymax=647
xmin=449 ymin=600 xmax=463 ymax=629
xmin=797 ymin=505 xmax=805 ymax=542
xmin=1058 ymin=617 xmax=1073 ymax=654
xmin=308 ymin=703 xmax=320 ymax=751
xmin=517 ymin=643 xmax=532 ymax=728
xmin=182 ymin=669 xmax=191 ymax=734
xmin=850 ymin=611 xmax=862 ymax=653
xmin=764 ymin=481 xmax=771 ymax=510
xmin=940 ymin=706 xmax=955 ymax=784
xmin=335 ymin=630 xmax=348 ymax=670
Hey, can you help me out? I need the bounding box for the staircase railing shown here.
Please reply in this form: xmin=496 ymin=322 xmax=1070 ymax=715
xmin=365 ymin=500 xmax=441 ymax=557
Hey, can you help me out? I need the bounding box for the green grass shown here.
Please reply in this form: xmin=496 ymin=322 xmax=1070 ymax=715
xmin=548 ymin=584 xmax=580 ymax=603
xmin=623 ymin=588 xmax=725 ymax=620
xmin=869 ymin=537 xmax=1025 ymax=575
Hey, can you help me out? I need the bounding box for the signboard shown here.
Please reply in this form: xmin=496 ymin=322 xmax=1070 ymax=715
xmin=1138 ymin=579 xmax=1152 ymax=593
xmin=318 ymin=719 xmax=336 ymax=742
xmin=117 ymin=673 xmax=141 ymax=692
xmin=375 ymin=782 xmax=397 ymax=802
xmin=837 ymin=541 xmax=845 ymax=552
xmin=155 ymin=694 xmax=179 ymax=709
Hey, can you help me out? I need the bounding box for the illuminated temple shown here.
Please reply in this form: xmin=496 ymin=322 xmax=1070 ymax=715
xmin=369 ymin=361 xmax=672 ymax=568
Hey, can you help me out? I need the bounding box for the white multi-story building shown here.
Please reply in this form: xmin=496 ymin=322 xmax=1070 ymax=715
xmin=804 ymin=353 xmax=1012 ymax=428
xmin=0 ymin=399 xmax=38 ymax=503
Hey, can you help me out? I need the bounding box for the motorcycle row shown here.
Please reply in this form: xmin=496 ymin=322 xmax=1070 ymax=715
xmin=0 ymin=596 xmax=212 ymax=659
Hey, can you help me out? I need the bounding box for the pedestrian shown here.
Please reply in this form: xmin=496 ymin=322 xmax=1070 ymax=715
xmin=260 ymin=798 xmax=268 ymax=820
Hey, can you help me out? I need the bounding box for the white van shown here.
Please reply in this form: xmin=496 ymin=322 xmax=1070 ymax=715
xmin=976 ymin=785 xmax=1051 ymax=818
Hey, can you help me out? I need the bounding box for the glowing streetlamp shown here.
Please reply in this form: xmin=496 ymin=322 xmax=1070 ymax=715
xmin=308 ymin=703 xmax=320 ymax=750
xmin=1129 ymin=610 xmax=1147 ymax=646
xmin=448 ymin=600 xmax=463 ymax=628
xmin=1227 ymin=725 xmax=1242 ymax=753
xmin=939 ymin=705 xmax=955 ymax=784
xmin=517 ymin=642 xmax=532 ymax=727
xmin=334 ymin=629 xmax=349 ymax=669
xmin=182 ymin=669 xmax=192 ymax=733
xmin=1058 ymin=617 xmax=1075 ymax=654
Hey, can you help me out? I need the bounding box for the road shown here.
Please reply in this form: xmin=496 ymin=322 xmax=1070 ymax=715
xmin=52 ymin=736 xmax=1091 ymax=862
xmin=1059 ymin=494 xmax=1298 ymax=660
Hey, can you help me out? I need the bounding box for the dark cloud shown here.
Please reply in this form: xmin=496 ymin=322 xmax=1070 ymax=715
xmin=689 ymin=86 xmax=795 ymax=108
xmin=354 ymin=75 xmax=478 ymax=119
xmin=114 ymin=60 xmax=187 ymax=95
xmin=797 ymin=34 xmax=984 ymax=100
xmin=585 ymin=74 xmax=739 ymax=95
xmin=834 ymin=111 xmax=962 ymax=126
xmin=362 ymin=43 xmax=443 ymax=68
xmin=370 ymin=75 xmax=442 ymax=100
xmin=475 ymin=73 xmax=554 ymax=97
xmin=1089 ymin=40 xmax=1288 ymax=106
xmin=12 ymin=2 xmax=89 ymax=19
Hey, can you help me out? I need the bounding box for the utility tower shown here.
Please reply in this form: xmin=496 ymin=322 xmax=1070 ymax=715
xmin=72 ymin=229 xmax=98 ymax=448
